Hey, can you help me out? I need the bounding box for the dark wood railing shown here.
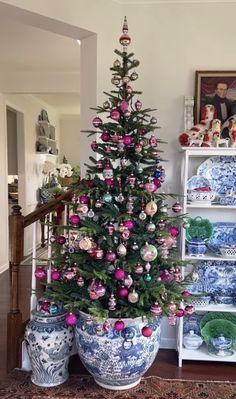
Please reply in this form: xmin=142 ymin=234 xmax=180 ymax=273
xmin=7 ymin=190 xmax=73 ymax=372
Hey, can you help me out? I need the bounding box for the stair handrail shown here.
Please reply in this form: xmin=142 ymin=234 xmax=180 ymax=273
xmin=7 ymin=189 xmax=73 ymax=372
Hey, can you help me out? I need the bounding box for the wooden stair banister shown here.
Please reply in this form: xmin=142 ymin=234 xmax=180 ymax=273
xmin=7 ymin=190 xmax=73 ymax=373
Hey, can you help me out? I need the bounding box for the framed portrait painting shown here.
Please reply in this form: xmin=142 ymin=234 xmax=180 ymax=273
xmin=194 ymin=71 xmax=236 ymax=124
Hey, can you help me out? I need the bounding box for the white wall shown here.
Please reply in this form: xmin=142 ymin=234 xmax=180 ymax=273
xmin=59 ymin=115 xmax=80 ymax=167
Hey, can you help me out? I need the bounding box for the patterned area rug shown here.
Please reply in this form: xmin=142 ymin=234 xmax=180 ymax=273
xmin=0 ymin=370 xmax=235 ymax=399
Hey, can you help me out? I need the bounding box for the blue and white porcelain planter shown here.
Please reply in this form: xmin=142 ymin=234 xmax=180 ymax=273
xmin=75 ymin=311 xmax=161 ymax=390
xmin=25 ymin=312 xmax=74 ymax=387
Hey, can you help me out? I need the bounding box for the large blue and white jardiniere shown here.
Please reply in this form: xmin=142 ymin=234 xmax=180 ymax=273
xmin=75 ymin=311 xmax=161 ymax=390
xmin=25 ymin=312 xmax=74 ymax=387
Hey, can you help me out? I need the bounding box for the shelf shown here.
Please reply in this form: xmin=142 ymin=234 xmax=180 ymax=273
xmin=181 ymin=147 xmax=236 ymax=156
xmin=187 ymin=203 xmax=236 ymax=209
xmin=183 ymin=254 xmax=236 ymax=262
xmin=181 ymin=343 xmax=236 ymax=362
xmin=194 ymin=304 xmax=236 ymax=312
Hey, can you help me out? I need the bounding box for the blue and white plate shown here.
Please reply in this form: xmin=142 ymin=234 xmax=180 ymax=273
xmin=193 ymin=260 xmax=236 ymax=295
xmin=187 ymin=175 xmax=212 ymax=191
xmin=197 ymin=156 xmax=236 ymax=195
xmin=207 ymin=222 xmax=236 ymax=255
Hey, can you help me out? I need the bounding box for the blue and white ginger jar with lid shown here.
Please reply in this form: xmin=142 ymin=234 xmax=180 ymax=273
xmin=24 ymin=298 xmax=74 ymax=387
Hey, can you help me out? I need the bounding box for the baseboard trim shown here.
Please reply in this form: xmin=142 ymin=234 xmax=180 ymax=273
xmin=0 ymin=263 xmax=9 ymax=274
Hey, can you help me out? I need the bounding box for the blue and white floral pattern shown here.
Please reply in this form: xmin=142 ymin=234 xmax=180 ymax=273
xmin=197 ymin=156 xmax=236 ymax=195
xmin=75 ymin=311 xmax=161 ymax=390
xmin=186 ymin=260 xmax=236 ymax=296
xmin=208 ymin=223 xmax=236 ymax=255
xmin=25 ymin=313 xmax=74 ymax=387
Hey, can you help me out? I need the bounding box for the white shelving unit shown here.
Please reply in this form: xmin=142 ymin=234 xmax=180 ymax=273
xmin=177 ymin=147 xmax=236 ymax=367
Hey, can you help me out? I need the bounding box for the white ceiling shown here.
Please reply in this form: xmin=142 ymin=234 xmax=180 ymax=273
xmin=0 ymin=16 xmax=80 ymax=114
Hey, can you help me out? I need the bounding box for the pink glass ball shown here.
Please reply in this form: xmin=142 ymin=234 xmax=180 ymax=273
xmin=176 ymin=308 xmax=185 ymax=318
xmin=172 ymin=201 xmax=182 ymax=213
xmin=35 ymin=267 xmax=46 ymax=280
xmin=114 ymin=268 xmax=125 ymax=280
xmin=105 ymin=250 xmax=116 ymax=262
xmin=123 ymin=135 xmax=132 ymax=145
xmin=110 ymin=109 xmax=120 ymax=121
xmin=101 ymin=131 xmax=110 ymax=142
xmin=168 ymin=226 xmax=179 ymax=237
xmin=65 ymin=313 xmax=77 ymax=325
xmin=144 ymin=181 xmax=157 ymax=193
xmin=150 ymin=303 xmax=162 ymax=316
xmin=118 ymin=286 xmax=129 ymax=297
xmin=91 ymin=140 xmax=98 ymax=151
xmin=92 ymin=116 xmax=102 ymax=128
xmin=123 ymin=219 xmax=134 ymax=230
xmin=120 ymin=100 xmax=129 ymax=112
xmin=69 ymin=214 xmax=80 ymax=226
xmin=79 ymin=195 xmax=90 ymax=204
xmin=114 ymin=320 xmax=125 ymax=331
xmin=142 ymin=325 xmax=153 ymax=337
xmin=51 ymin=269 xmax=61 ymax=281
xmin=135 ymin=100 xmax=142 ymax=110
xmin=56 ymin=235 xmax=66 ymax=245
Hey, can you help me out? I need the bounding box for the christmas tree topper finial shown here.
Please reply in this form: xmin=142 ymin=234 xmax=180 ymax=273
xmin=119 ymin=16 xmax=131 ymax=51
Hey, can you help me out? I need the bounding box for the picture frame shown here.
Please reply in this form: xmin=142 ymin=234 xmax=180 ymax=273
xmin=194 ymin=71 xmax=236 ymax=124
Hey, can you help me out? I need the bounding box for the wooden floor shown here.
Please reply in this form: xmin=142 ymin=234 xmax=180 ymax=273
xmin=1 ymin=267 xmax=236 ymax=383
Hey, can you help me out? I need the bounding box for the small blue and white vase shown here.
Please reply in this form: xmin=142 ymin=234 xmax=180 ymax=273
xmin=186 ymin=238 xmax=207 ymax=256
xmin=24 ymin=300 xmax=74 ymax=387
xmin=75 ymin=311 xmax=161 ymax=390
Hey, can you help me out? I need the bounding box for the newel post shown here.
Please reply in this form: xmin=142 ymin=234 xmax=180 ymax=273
xmin=7 ymin=204 xmax=24 ymax=372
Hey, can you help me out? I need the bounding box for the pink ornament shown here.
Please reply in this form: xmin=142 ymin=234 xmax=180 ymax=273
xmin=114 ymin=320 xmax=125 ymax=331
xmin=56 ymin=235 xmax=66 ymax=245
xmin=105 ymin=250 xmax=116 ymax=262
xmin=168 ymin=226 xmax=179 ymax=237
xmin=142 ymin=325 xmax=153 ymax=337
xmin=69 ymin=214 xmax=80 ymax=226
xmin=120 ymin=100 xmax=129 ymax=112
xmin=144 ymin=181 xmax=157 ymax=193
xmin=160 ymin=270 xmax=170 ymax=281
xmin=172 ymin=201 xmax=182 ymax=213
xmin=103 ymin=320 xmax=112 ymax=331
xmin=41 ymin=301 xmax=50 ymax=311
xmin=135 ymin=100 xmax=142 ymax=110
xmin=65 ymin=313 xmax=77 ymax=325
xmin=51 ymin=269 xmax=61 ymax=281
xmin=158 ymin=220 xmax=165 ymax=230
xmin=176 ymin=308 xmax=185 ymax=318
xmin=114 ymin=267 xmax=125 ymax=280
xmin=123 ymin=219 xmax=134 ymax=230
xmin=153 ymin=177 xmax=161 ymax=188
xmin=110 ymin=109 xmax=120 ymax=121
xmin=126 ymin=85 xmax=133 ymax=94
xmin=150 ymin=303 xmax=162 ymax=316
xmin=101 ymin=131 xmax=110 ymax=142
xmin=182 ymin=290 xmax=190 ymax=297
xmin=91 ymin=140 xmax=98 ymax=151
xmin=168 ymin=315 xmax=177 ymax=326
xmin=120 ymin=33 xmax=131 ymax=47
xmin=123 ymin=135 xmax=132 ymax=145
xmin=135 ymin=142 xmax=143 ymax=153
xmin=79 ymin=194 xmax=90 ymax=204
xmin=64 ymin=267 xmax=77 ymax=280
xmin=149 ymin=135 xmax=157 ymax=147
xmin=95 ymin=283 xmax=106 ymax=297
xmin=35 ymin=267 xmax=46 ymax=280
xmin=118 ymin=286 xmax=129 ymax=297
xmin=93 ymin=248 xmax=104 ymax=260
xmin=92 ymin=116 xmax=102 ymax=128
xmin=137 ymin=127 xmax=146 ymax=135
xmin=135 ymin=263 xmax=143 ymax=274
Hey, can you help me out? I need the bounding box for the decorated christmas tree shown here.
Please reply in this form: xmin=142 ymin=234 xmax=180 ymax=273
xmin=40 ymin=17 xmax=192 ymax=331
